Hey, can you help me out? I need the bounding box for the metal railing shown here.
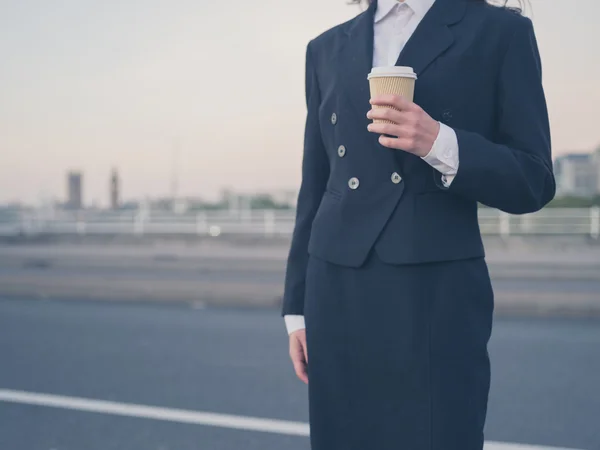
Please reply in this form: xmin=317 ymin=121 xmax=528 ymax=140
xmin=1 ymin=207 xmax=599 ymax=239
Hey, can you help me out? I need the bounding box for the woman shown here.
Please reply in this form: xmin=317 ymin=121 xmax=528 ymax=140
xmin=282 ymin=0 xmax=555 ymax=449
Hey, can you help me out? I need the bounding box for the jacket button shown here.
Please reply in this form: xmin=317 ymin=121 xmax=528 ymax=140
xmin=337 ymin=145 xmax=346 ymax=157
xmin=391 ymin=172 xmax=402 ymax=184
xmin=441 ymin=110 xmax=452 ymax=122
xmin=348 ymin=177 xmax=360 ymax=190
xmin=331 ymin=113 xmax=337 ymax=125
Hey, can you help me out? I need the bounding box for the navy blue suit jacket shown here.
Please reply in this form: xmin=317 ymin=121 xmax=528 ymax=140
xmin=282 ymin=0 xmax=556 ymax=315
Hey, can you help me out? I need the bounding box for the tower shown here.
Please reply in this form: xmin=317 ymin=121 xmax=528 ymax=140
xmin=110 ymin=168 xmax=120 ymax=210
xmin=67 ymin=171 xmax=83 ymax=209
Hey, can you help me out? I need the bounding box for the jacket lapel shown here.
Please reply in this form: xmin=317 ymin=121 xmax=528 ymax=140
xmin=340 ymin=0 xmax=467 ymax=119
xmin=395 ymin=0 xmax=467 ymax=76
xmin=339 ymin=1 xmax=377 ymax=121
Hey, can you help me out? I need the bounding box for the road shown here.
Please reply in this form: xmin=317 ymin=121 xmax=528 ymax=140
xmin=0 ymin=298 xmax=598 ymax=450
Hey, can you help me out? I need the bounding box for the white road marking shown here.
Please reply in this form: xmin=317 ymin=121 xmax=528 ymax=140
xmin=0 ymin=389 xmax=309 ymax=436
xmin=0 ymin=389 xmax=580 ymax=450
xmin=485 ymin=444 xmax=578 ymax=450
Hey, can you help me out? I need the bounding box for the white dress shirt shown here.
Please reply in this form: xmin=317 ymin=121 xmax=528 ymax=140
xmin=285 ymin=0 xmax=460 ymax=335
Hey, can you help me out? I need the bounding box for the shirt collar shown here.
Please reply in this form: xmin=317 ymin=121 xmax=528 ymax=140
xmin=374 ymin=0 xmax=436 ymax=23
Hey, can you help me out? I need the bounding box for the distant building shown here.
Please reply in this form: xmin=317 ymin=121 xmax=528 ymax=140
xmin=593 ymin=146 xmax=600 ymax=194
xmin=554 ymin=152 xmax=599 ymax=198
xmin=110 ymin=168 xmax=120 ymax=210
xmin=66 ymin=171 xmax=83 ymax=209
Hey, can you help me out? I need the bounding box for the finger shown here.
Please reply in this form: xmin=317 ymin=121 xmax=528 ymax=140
xmin=301 ymin=335 xmax=308 ymax=364
xmin=290 ymin=336 xmax=309 ymax=384
xmin=367 ymin=108 xmax=414 ymax=126
xmin=370 ymin=94 xmax=413 ymax=111
xmin=367 ymin=106 xmax=403 ymax=124
xmin=367 ymin=121 xmax=403 ymax=136
xmin=289 ymin=337 xmax=306 ymax=365
xmin=378 ymin=135 xmax=415 ymax=152
xmin=294 ymin=361 xmax=309 ymax=384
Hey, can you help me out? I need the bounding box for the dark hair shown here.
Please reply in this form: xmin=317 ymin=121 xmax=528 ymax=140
xmin=349 ymin=0 xmax=527 ymax=14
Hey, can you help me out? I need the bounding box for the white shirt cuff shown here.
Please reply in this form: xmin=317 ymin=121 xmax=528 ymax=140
xmin=284 ymin=315 xmax=306 ymax=334
xmin=422 ymin=122 xmax=460 ymax=187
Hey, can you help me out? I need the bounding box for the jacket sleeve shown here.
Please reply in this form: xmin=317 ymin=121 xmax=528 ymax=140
xmin=281 ymin=42 xmax=330 ymax=316
xmin=441 ymin=17 xmax=556 ymax=214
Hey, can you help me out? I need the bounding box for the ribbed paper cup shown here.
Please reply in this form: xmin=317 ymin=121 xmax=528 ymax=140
xmin=368 ymin=66 xmax=417 ymax=124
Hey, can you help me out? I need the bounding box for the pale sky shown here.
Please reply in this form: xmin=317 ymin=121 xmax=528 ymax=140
xmin=1 ymin=0 xmax=599 ymax=206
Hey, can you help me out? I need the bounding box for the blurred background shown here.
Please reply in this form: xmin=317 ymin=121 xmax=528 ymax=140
xmin=0 ymin=1 xmax=599 ymax=449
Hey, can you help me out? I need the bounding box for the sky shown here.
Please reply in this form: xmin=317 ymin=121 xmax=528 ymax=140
xmin=1 ymin=0 xmax=599 ymax=206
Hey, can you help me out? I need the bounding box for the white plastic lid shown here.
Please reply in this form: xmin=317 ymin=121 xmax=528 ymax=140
xmin=367 ymin=66 xmax=417 ymax=80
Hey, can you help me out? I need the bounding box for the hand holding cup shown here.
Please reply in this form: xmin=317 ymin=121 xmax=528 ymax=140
xmin=366 ymin=66 xmax=439 ymax=157
xmin=367 ymin=95 xmax=440 ymax=157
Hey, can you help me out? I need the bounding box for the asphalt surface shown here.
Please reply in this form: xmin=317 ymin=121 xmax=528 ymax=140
xmin=0 ymin=298 xmax=599 ymax=450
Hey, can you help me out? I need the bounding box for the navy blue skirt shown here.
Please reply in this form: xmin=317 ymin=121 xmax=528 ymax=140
xmin=304 ymin=252 xmax=494 ymax=450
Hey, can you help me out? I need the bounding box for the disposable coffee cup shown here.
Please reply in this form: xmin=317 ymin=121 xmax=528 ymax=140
xmin=367 ymin=66 xmax=417 ymax=123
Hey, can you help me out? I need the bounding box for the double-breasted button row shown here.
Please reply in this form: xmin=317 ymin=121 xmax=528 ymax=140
xmin=345 ymin=173 xmax=402 ymax=191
